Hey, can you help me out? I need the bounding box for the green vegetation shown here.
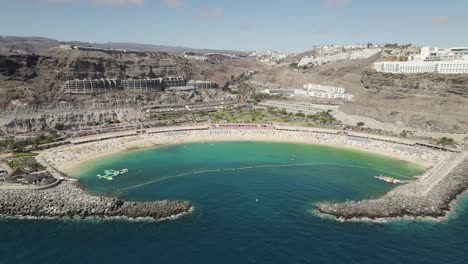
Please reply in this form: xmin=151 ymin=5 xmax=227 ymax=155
xmin=357 ymin=122 xmax=365 ymax=127
xmin=54 ymin=123 xmax=65 ymax=131
xmin=399 ymin=130 xmax=414 ymax=138
xmin=234 ymin=72 xmax=253 ymax=83
xmin=14 ymin=152 xmax=38 ymax=157
xmin=290 ymin=63 xmax=309 ymax=70
xmin=384 ymin=43 xmax=412 ymax=49
xmin=250 ymin=93 xmax=282 ymax=104
xmin=434 ymin=137 xmax=456 ymax=147
xmin=211 ymin=109 xmax=267 ymax=123
xmin=205 ymin=108 xmax=339 ymax=128
xmin=7 ymin=157 xmax=45 ymax=173
xmin=104 ymin=118 xmax=121 ymax=124
xmin=86 ymin=121 xmax=101 ymax=126
xmin=0 ymin=131 xmax=62 ymax=152
xmin=306 ymin=111 xmax=337 ymax=124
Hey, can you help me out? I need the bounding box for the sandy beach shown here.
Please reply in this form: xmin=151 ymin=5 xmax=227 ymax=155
xmin=39 ymin=127 xmax=446 ymax=175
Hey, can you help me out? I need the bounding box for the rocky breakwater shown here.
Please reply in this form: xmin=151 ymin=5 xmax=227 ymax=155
xmin=0 ymin=181 xmax=192 ymax=220
xmin=315 ymin=155 xmax=468 ymax=221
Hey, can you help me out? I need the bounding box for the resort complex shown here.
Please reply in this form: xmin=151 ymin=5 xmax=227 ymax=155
xmin=298 ymin=48 xmax=381 ymax=67
xmin=261 ymin=83 xmax=353 ymax=101
xmin=63 ymin=77 xmax=219 ymax=94
xmin=374 ymin=47 xmax=468 ymax=74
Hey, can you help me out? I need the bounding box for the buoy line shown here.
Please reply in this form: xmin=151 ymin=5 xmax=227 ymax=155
xmin=116 ymin=162 xmax=409 ymax=191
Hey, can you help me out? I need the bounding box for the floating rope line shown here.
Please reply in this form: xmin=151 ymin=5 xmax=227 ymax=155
xmin=117 ymin=163 xmax=410 ymax=192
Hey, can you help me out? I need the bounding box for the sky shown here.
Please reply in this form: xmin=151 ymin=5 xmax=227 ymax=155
xmin=1 ymin=0 xmax=467 ymax=52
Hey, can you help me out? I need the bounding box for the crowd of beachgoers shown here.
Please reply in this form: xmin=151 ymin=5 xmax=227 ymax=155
xmin=40 ymin=128 xmax=447 ymax=174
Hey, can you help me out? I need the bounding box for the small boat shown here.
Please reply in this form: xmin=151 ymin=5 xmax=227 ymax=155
xmin=374 ymin=175 xmax=401 ymax=184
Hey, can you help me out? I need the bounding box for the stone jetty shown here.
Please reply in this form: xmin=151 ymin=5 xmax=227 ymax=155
xmin=0 ymin=181 xmax=192 ymax=220
xmin=316 ymin=154 xmax=468 ymax=220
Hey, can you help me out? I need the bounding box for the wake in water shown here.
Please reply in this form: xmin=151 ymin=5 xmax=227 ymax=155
xmin=116 ymin=162 xmax=408 ymax=192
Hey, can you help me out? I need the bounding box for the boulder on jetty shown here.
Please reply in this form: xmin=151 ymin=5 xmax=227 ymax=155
xmin=316 ymin=156 xmax=468 ymax=220
xmin=0 ymin=181 xmax=192 ymax=220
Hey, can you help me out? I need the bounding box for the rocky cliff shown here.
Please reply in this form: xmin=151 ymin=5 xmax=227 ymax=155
xmin=361 ymin=71 xmax=468 ymax=98
xmin=0 ymin=48 xmax=191 ymax=106
xmin=0 ymin=88 xmax=234 ymax=134
xmin=338 ymin=70 xmax=468 ymax=133
xmin=252 ymin=55 xmax=468 ymax=133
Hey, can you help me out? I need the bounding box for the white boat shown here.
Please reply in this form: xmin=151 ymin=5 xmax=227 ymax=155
xmin=374 ymin=175 xmax=401 ymax=184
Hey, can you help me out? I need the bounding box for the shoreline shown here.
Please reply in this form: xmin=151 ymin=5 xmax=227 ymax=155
xmin=42 ymin=129 xmax=437 ymax=175
xmin=8 ymin=125 xmax=463 ymax=222
xmin=66 ymin=139 xmax=427 ymax=177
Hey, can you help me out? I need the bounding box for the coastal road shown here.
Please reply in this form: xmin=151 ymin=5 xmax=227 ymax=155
xmin=417 ymin=152 xmax=467 ymax=196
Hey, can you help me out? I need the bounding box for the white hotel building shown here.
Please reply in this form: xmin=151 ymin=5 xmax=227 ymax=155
xmin=262 ymin=84 xmax=353 ymax=101
xmin=374 ymin=47 xmax=468 ymax=74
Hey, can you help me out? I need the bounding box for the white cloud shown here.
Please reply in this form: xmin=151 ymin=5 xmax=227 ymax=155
xmin=431 ymin=16 xmax=450 ymax=25
xmin=198 ymin=7 xmax=224 ymax=19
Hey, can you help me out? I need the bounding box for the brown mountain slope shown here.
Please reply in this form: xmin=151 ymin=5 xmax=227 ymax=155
xmin=252 ymin=56 xmax=468 ymax=133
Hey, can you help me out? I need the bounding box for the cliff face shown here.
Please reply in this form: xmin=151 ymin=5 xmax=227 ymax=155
xmin=0 ymin=47 xmax=258 ymax=134
xmin=361 ymin=71 xmax=468 ymax=98
xmin=336 ymin=70 xmax=468 ymax=133
xmin=0 ymin=107 xmax=142 ymax=134
xmin=0 ymin=89 xmax=235 ymax=134
xmin=0 ymin=48 xmax=191 ymax=106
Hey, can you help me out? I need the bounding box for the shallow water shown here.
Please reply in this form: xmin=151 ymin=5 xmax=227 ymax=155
xmin=1 ymin=142 xmax=467 ymax=264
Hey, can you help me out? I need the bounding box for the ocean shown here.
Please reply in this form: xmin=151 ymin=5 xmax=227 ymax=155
xmin=1 ymin=142 xmax=467 ymax=264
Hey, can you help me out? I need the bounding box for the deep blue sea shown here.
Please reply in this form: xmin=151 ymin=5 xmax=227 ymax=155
xmin=1 ymin=142 xmax=467 ymax=264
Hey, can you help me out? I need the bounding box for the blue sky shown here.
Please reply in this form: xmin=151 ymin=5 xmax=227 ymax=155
xmin=1 ymin=0 xmax=467 ymax=52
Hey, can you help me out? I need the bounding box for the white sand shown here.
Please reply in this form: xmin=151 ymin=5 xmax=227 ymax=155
xmin=39 ymin=128 xmax=447 ymax=176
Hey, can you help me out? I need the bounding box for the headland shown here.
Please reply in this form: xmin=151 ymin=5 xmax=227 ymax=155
xmin=0 ymin=181 xmax=191 ymax=221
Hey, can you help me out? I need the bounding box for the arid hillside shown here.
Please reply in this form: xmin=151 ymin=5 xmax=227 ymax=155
xmin=0 ymin=47 xmax=261 ymax=107
xmin=252 ymin=55 xmax=468 ymax=133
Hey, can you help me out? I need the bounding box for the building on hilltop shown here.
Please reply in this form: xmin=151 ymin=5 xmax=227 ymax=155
xmin=184 ymin=51 xmax=208 ymax=61
xmin=416 ymin=47 xmax=468 ymax=62
xmin=262 ymin=84 xmax=353 ymax=101
xmin=303 ymin=84 xmax=346 ymax=94
xmin=374 ymin=47 xmax=468 ymax=74
xmin=298 ymin=48 xmax=381 ymax=67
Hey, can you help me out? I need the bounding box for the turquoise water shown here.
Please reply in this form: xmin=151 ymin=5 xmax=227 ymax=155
xmin=1 ymin=142 xmax=467 ymax=264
